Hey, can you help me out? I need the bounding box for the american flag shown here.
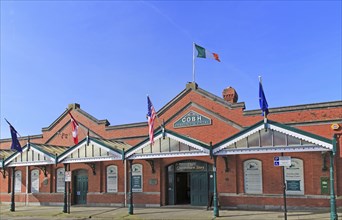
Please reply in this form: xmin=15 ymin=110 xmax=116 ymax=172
xmin=147 ymin=96 xmax=157 ymax=145
xmin=68 ymin=111 xmax=79 ymax=144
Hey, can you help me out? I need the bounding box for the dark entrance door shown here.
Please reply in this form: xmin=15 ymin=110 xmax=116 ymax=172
xmin=74 ymin=171 xmax=88 ymax=204
xmin=167 ymin=171 xmax=175 ymax=205
xmin=167 ymin=161 xmax=212 ymax=206
xmin=190 ymin=172 xmax=208 ymax=206
xmin=175 ymin=173 xmax=190 ymax=204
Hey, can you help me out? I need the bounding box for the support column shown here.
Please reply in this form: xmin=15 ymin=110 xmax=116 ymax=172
xmin=63 ymin=163 xmax=68 ymax=213
xmin=124 ymin=159 xmax=127 ymax=207
xmin=10 ymin=167 xmax=15 ymax=212
xmin=330 ymin=135 xmax=338 ymax=220
xmin=213 ymin=156 xmax=219 ymax=217
xmin=128 ymin=160 xmax=133 ymax=215
xmin=67 ymin=164 xmax=71 ymax=214
xmin=281 ymin=153 xmax=287 ymax=220
xmin=25 ymin=166 xmax=29 ymax=206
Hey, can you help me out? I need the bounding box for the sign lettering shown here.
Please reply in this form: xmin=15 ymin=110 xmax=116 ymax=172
xmin=174 ymin=111 xmax=211 ymax=128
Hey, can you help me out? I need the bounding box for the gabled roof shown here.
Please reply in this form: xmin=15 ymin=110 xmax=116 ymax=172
xmin=4 ymin=143 xmax=67 ymax=167
xmin=213 ymin=120 xmax=333 ymax=155
xmin=57 ymin=137 xmax=129 ymax=163
xmin=42 ymin=104 xmax=109 ymax=132
xmin=125 ymin=129 xmax=211 ymax=160
xmin=158 ymin=82 xmax=245 ymax=118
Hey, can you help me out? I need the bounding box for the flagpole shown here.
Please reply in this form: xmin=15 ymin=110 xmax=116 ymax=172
xmin=5 ymin=118 xmax=23 ymax=152
xmin=147 ymin=95 xmax=165 ymax=143
xmin=147 ymin=95 xmax=163 ymax=129
xmin=192 ymin=42 xmax=195 ymax=83
xmin=4 ymin=118 xmax=22 ymax=137
xmin=155 ymin=111 xmax=165 ymax=134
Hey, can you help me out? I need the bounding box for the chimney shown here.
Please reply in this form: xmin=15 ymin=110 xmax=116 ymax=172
xmin=222 ymin=87 xmax=238 ymax=103
xmin=186 ymin=82 xmax=198 ymax=90
xmin=68 ymin=103 xmax=80 ymax=110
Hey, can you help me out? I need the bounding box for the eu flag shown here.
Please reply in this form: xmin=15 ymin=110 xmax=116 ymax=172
xmin=259 ymin=81 xmax=269 ymax=116
xmin=9 ymin=125 xmax=22 ymax=152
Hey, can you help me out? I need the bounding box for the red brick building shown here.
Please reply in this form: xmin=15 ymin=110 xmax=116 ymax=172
xmin=0 ymin=82 xmax=341 ymax=212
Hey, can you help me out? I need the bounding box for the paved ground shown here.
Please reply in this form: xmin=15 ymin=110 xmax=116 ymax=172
xmin=0 ymin=205 xmax=340 ymax=220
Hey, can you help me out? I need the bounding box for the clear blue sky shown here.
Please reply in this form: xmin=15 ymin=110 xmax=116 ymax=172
xmin=1 ymin=1 xmax=341 ymax=139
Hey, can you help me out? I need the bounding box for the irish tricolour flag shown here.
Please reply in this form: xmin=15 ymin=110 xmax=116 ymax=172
xmin=195 ymin=44 xmax=220 ymax=62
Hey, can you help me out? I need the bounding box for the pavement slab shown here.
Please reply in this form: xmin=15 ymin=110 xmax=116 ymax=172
xmin=0 ymin=205 xmax=340 ymax=220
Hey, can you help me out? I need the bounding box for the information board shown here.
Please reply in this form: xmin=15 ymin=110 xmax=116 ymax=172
xmin=244 ymin=160 xmax=263 ymax=194
xmin=132 ymin=164 xmax=143 ymax=192
xmin=56 ymin=168 xmax=65 ymax=193
xmin=107 ymin=165 xmax=118 ymax=193
xmin=31 ymin=170 xmax=39 ymax=193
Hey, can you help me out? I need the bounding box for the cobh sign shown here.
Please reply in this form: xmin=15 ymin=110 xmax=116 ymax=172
xmin=174 ymin=111 xmax=211 ymax=128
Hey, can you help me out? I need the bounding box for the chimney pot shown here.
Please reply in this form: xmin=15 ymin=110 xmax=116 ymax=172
xmin=222 ymin=87 xmax=238 ymax=103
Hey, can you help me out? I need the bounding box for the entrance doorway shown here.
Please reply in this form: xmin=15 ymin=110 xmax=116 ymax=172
xmin=175 ymin=173 xmax=190 ymax=204
xmin=167 ymin=160 xmax=213 ymax=206
xmin=73 ymin=169 xmax=88 ymax=205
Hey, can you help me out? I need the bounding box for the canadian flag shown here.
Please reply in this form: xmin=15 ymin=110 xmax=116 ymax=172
xmin=68 ymin=111 xmax=79 ymax=144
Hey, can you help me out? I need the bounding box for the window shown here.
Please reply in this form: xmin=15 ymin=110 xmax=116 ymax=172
xmin=132 ymin=164 xmax=143 ymax=192
xmin=287 ymin=135 xmax=301 ymax=146
xmin=260 ymin=129 xmax=272 ymax=146
xmin=56 ymin=168 xmax=65 ymax=193
xmin=14 ymin=170 xmax=22 ymax=193
xmin=285 ymin=158 xmax=304 ymax=195
xmin=273 ymin=131 xmax=286 ymax=146
xmin=31 ymin=169 xmax=40 ymax=193
xmin=244 ymin=159 xmax=263 ymax=194
xmin=247 ymin=132 xmax=259 ymax=147
xmin=106 ymin=165 xmax=118 ymax=193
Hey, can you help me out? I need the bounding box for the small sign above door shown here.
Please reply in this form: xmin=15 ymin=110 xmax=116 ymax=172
xmin=174 ymin=111 xmax=211 ymax=128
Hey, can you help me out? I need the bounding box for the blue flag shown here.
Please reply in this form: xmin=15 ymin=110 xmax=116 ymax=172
xmin=259 ymin=81 xmax=269 ymax=116
xmin=9 ymin=124 xmax=22 ymax=152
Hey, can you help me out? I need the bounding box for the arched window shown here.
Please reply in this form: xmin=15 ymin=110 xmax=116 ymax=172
xmin=56 ymin=167 xmax=65 ymax=193
xmin=106 ymin=165 xmax=118 ymax=193
xmin=244 ymin=159 xmax=263 ymax=194
xmin=31 ymin=169 xmax=40 ymax=193
xmin=132 ymin=164 xmax=143 ymax=192
xmin=285 ymin=158 xmax=304 ymax=195
xmin=14 ymin=170 xmax=22 ymax=193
